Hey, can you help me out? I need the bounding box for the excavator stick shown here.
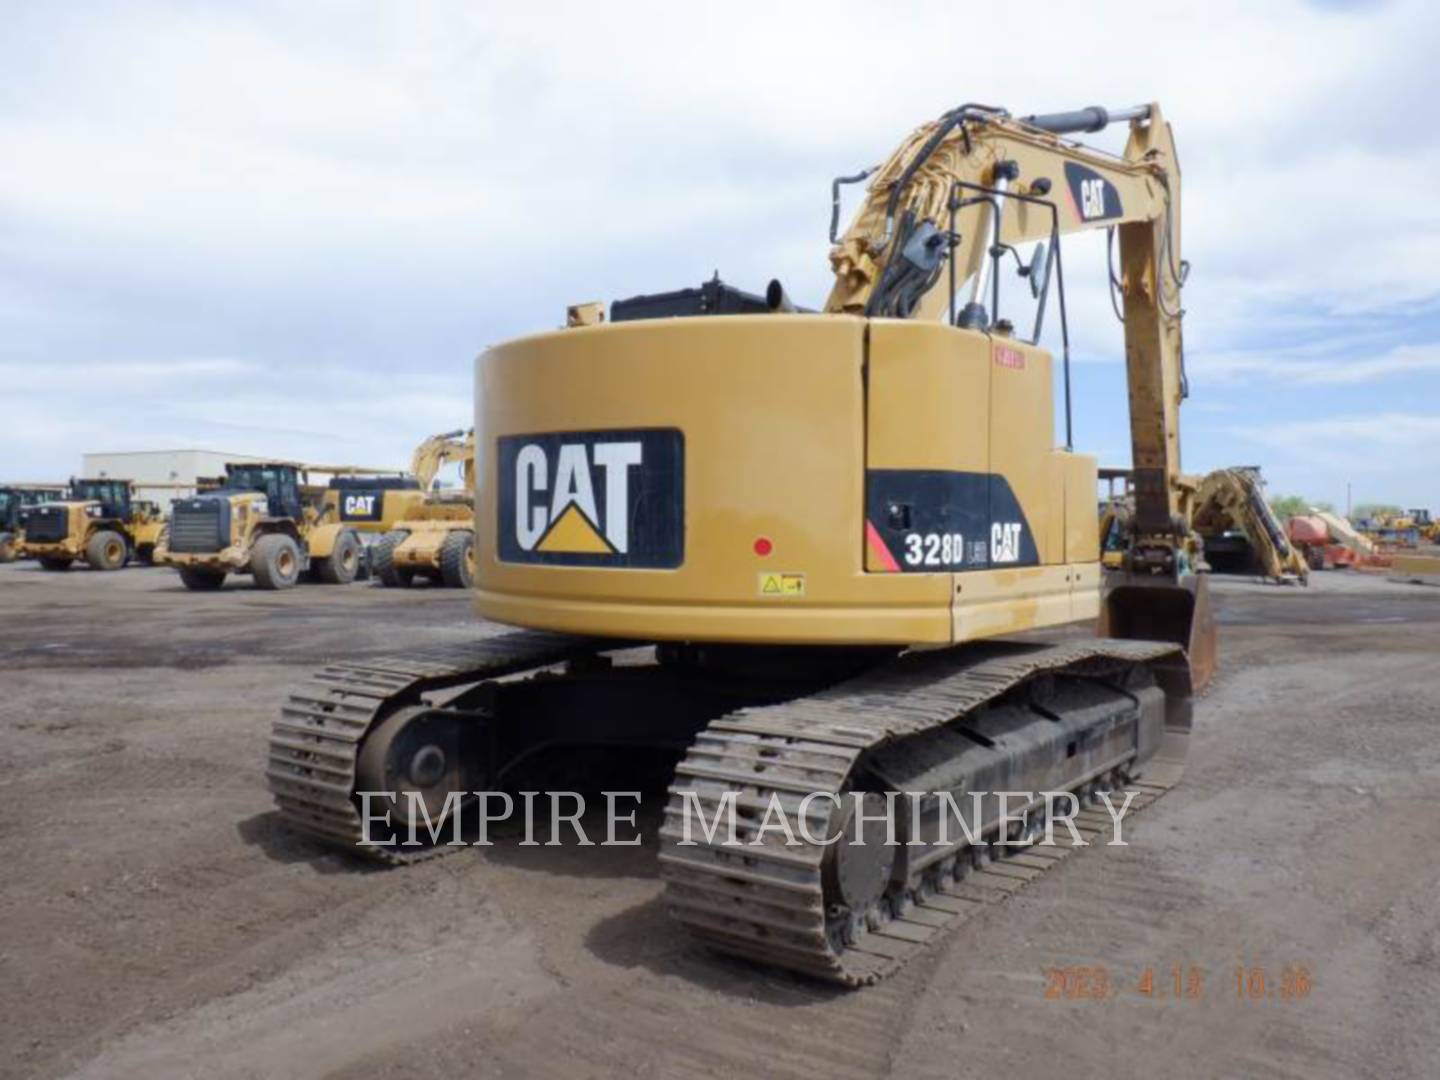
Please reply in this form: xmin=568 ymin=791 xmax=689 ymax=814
xmin=1100 ymin=572 xmax=1216 ymax=695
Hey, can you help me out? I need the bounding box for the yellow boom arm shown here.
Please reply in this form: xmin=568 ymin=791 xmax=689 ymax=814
xmin=410 ymin=429 xmax=476 ymax=491
xmin=827 ymin=103 xmax=1187 ymax=564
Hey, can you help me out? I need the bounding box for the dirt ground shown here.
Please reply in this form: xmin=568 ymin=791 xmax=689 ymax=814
xmin=1 ymin=561 xmax=1437 ymax=1079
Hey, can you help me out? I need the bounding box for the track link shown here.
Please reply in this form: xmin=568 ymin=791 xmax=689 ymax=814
xmin=266 ymin=629 xmax=604 ymax=865
xmin=270 ymin=630 xmax=1192 ymax=984
xmin=658 ymin=639 xmax=1189 ymax=986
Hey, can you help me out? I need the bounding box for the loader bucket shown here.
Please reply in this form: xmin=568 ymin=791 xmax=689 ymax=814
xmin=1100 ymin=572 xmax=1216 ymax=695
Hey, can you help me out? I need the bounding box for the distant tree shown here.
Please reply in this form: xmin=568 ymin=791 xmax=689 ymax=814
xmin=1353 ymin=502 xmax=1403 ymax=519
xmin=1268 ymin=494 xmax=1311 ymax=520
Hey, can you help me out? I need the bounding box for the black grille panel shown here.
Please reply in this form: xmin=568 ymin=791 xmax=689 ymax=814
xmin=169 ymin=502 xmax=225 ymax=554
xmin=25 ymin=506 xmax=68 ymax=543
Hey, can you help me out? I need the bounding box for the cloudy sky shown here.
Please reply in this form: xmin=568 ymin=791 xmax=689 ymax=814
xmin=3 ymin=0 xmax=1438 ymax=509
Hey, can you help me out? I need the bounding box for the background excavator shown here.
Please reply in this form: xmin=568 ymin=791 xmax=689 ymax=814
xmin=1189 ymin=467 xmax=1308 ymax=583
xmin=270 ymin=100 xmax=1215 ymax=986
xmin=371 ymin=429 xmax=477 ymax=589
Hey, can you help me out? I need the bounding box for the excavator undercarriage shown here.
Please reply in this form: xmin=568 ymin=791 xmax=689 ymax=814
xmin=269 ymin=630 xmax=1190 ymax=984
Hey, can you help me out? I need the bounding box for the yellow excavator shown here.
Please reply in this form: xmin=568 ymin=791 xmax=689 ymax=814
xmin=270 ymin=100 xmax=1214 ymax=986
xmin=1191 ymin=467 xmax=1307 ymax=583
xmin=371 ymin=429 xmax=477 ymax=588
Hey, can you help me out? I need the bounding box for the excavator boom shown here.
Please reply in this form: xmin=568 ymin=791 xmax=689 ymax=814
xmin=826 ymin=102 xmax=1209 ymax=686
xmin=409 ymin=428 xmax=476 ymax=491
xmin=829 ymin=102 xmax=1188 ymax=551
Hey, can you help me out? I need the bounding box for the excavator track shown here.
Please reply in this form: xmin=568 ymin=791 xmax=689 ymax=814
xmin=270 ymin=630 xmax=1193 ymax=985
xmin=658 ymin=638 xmax=1190 ymax=986
xmin=266 ymin=629 xmax=605 ymax=865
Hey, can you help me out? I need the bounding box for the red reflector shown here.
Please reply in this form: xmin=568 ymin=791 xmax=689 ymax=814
xmin=753 ymin=537 xmax=773 ymax=557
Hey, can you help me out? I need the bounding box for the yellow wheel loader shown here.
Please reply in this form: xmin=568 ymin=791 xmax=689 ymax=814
xmin=159 ymin=462 xmax=372 ymax=591
xmin=371 ymin=429 xmax=477 ymax=589
xmin=0 ymin=486 xmax=68 ymax=562
xmin=270 ymin=100 xmax=1216 ymax=986
xmin=0 ymin=488 xmax=24 ymax=562
xmin=19 ymin=479 xmax=166 ymax=571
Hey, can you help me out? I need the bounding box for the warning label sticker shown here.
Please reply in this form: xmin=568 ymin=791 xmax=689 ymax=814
xmin=758 ymin=572 xmax=806 ymax=598
xmin=994 ymin=344 xmax=1026 ymax=370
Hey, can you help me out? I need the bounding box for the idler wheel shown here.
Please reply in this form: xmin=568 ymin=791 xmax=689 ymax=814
xmin=355 ymin=705 xmax=475 ymax=844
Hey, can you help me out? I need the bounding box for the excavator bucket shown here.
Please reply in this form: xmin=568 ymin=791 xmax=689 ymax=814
xmin=1100 ymin=573 xmax=1217 ymax=695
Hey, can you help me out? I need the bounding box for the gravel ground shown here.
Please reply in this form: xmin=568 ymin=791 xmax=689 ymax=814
xmin=0 ymin=561 xmax=1436 ymax=1079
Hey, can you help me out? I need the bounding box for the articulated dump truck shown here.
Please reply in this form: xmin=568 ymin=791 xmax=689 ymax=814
xmin=269 ymin=99 xmax=1216 ymax=986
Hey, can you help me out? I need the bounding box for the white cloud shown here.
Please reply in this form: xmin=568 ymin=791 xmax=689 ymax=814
xmin=2 ymin=0 xmax=1439 ymax=485
xmin=1194 ymin=341 xmax=1440 ymax=385
xmin=2 ymin=358 xmax=469 ymax=474
xmin=1216 ymin=411 xmax=1440 ymax=507
xmin=1 ymin=358 xmax=255 ymax=393
xmin=1236 ymin=412 xmax=1440 ymax=449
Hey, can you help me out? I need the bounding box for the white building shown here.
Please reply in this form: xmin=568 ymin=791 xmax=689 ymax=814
xmin=81 ymin=449 xmax=271 ymax=509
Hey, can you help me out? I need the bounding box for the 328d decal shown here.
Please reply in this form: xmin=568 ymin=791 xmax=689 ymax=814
xmin=497 ymin=429 xmax=683 ymax=568
xmin=866 ymin=469 xmax=1039 ymax=573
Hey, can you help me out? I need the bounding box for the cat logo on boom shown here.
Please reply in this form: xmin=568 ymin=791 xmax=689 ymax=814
xmin=1063 ymin=161 xmax=1122 ymax=222
xmin=497 ymin=429 xmax=684 ymax=568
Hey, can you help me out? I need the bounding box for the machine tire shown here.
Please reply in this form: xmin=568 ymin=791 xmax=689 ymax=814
xmin=315 ymin=529 xmax=362 ymax=585
xmin=438 ymin=529 xmax=475 ymax=589
xmin=86 ymin=529 xmax=129 ymax=571
xmin=179 ymin=566 xmax=227 ymax=591
xmin=252 ymin=533 xmax=303 ymax=590
xmin=38 ymin=556 xmax=74 ymax=571
xmin=0 ymin=532 xmax=15 ymax=563
xmin=372 ymin=530 xmax=415 ymax=588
